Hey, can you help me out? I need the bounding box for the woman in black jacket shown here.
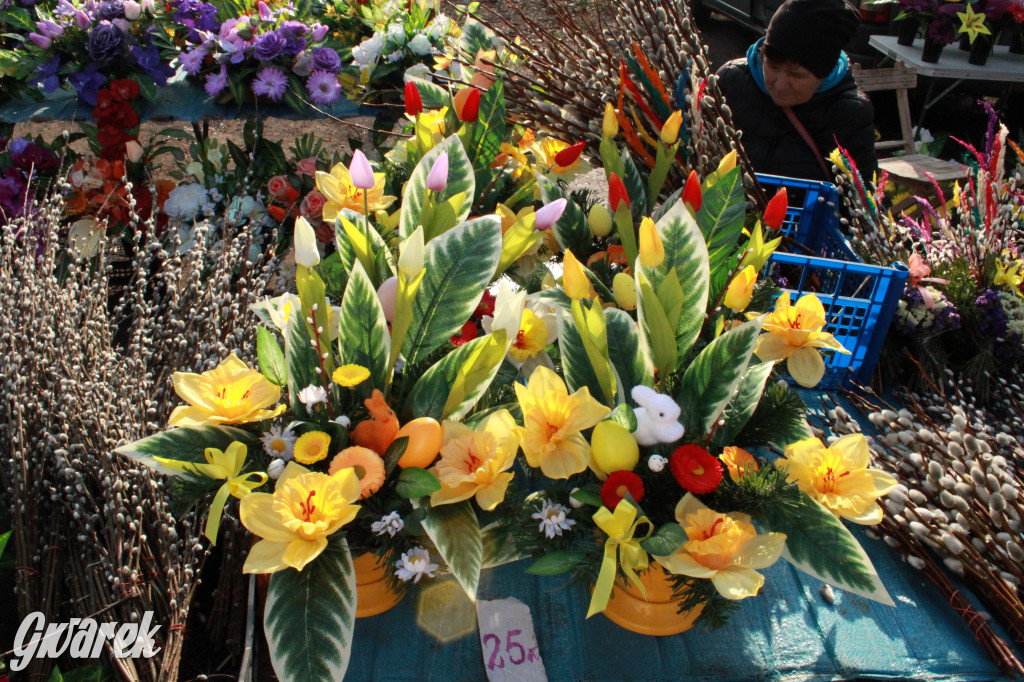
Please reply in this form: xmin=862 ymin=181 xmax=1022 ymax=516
xmin=716 ymin=0 xmax=877 ymax=183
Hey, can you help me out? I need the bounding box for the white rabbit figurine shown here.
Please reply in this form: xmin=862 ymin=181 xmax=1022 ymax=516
xmin=631 ymin=385 xmax=685 ymax=446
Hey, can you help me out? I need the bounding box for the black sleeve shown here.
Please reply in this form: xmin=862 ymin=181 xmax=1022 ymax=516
xmin=834 ymin=93 xmax=878 ymax=183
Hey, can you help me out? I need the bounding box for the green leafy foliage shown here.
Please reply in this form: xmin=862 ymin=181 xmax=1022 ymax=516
xmin=336 ymin=261 xmax=391 ymax=390
xmin=337 ymin=209 xmax=395 ymax=289
xmin=640 ymin=522 xmax=686 ymax=556
xmin=605 ymin=308 xmax=654 ymax=393
xmin=620 ymin=149 xmax=649 ymax=216
xmin=538 ymin=174 xmax=592 ymax=258
xmin=265 ymin=536 xmax=356 ymax=682
xmin=396 ymin=467 xmax=442 ymax=498
xmin=735 ymin=380 xmax=814 ymax=449
xmin=399 ymin=135 xmax=475 ymax=240
xmin=257 ymin=327 xmax=287 ymax=387
xmin=695 ymin=167 xmax=746 ymax=277
xmin=558 ymin=309 xmax=613 ymax=405
xmin=711 ymin=361 xmax=774 ymax=450
xmin=607 ymin=403 xmax=638 ymax=432
xmin=463 ymin=80 xmax=507 ymax=192
xmin=526 ymin=551 xmax=585 ymax=575
xmin=114 ymin=426 xmax=254 ymax=476
xmin=421 ymin=500 xmax=483 ymax=600
xmin=284 ymin=304 xmax=321 ymax=419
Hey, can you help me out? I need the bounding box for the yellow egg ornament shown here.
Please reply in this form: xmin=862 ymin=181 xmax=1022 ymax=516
xmin=612 ymin=273 xmax=637 ymax=310
xmin=395 ymin=417 xmax=444 ymax=468
xmin=590 ymin=421 xmax=639 ymax=477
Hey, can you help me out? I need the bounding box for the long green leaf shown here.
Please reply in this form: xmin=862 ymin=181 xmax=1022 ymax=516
xmin=402 ymin=217 xmax=501 ymax=365
xmin=401 ymin=332 xmax=506 ymax=421
xmin=620 ymin=148 xmax=649 ymax=216
xmin=537 ymin=174 xmax=591 ymax=257
xmin=459 ymin=18 xmax=497 ymax=56
xmin=558 ymin=311 xmax=610 ymax=405
xmin=712 ymin=361 xmax=774 ymax=449
xmin=337 ymin=261 xmax=391 ymax=390
xmin=284 ymin=306 xmax=322 ymax=418
xmin=265 ymin=535 xmax=357 ymax=682
xmin=636 ymin=270 xmax=677 ymax=379
xmin=464 ymin=79 xmax=506 ymax=189
xmin=114 ymin=426 xmax=255 ymax=477
xmin=604 ymin=308 xmax=653 ymax=394
xmin=676 ymin=315 xmax=764 ymax=438
xmin=257 ymin=327 xmax=288 ymax=387
xmin=399 ymin=135 xmax=475 ymax=240
xmin=421 ymin=500 xmax=483 ymax=601
xmin=337 ymin=208 xmax=394 ymax=289
xmin=695 ymin=166 xmax=746 ymax=276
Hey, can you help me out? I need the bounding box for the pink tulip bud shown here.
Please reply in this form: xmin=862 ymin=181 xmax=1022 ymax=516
xmin=312 ymin=24 xmax=328 ymax=42
xmin=123 ymin=0 xmax=141 ymax=19
xmin=348 ymin=150 xmax=375 ymax=190
xmin=125 ymin=140 xmax=144 ymax=163
xmin=426 ymin=151 xmax=449 ymax=193
xmin=28 ymin=32 xmax=52 ymax=49
xmin=75 ymin=9 xmax=91 ymax=29
xmin=258 ymin=1 xmax=272 ymax=21
xmin=534 ymin=198 xmax=567 ymax=230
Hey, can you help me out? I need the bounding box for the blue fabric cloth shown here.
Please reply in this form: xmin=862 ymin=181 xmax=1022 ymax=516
xmin=746 ymin=38 xmax=849 ymax=97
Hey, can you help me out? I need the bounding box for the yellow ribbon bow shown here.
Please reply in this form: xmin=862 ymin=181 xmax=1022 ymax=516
xmin=156 ymin=441 xmax=268 ymax=544
xmin=587 ymin=500 xmax=653 ymax=618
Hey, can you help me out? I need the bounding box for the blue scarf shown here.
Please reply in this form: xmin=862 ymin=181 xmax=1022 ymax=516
xmin=746 ymin=37 xmax=848 ymax=97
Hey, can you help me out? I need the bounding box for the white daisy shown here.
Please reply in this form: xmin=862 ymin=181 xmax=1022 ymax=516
xmin=261 ymin=424 xmax=298 ymax=460
xmin=532 ymin=500 xmax=576 ymax=539
xmin=298 ymin=384 xmax=328 ymax=411
xmin=371 ymin=511 xmax=404 ymax=537
xmin=394 ymin=547 xmax=438 ymax=583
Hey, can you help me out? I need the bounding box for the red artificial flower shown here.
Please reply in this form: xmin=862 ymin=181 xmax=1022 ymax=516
xmin=474 ymin=290 xmax=496 ymax=319
xmin=450 ymin=319 xmax=478 ymax=346
xmin=93 ymin=88 xmax=119 ymax=113
xmin=267 ymin=175 xmax=291 ymax=201
xmin=454 ymin=87 xmax=480 ymax=122
xmin=300 ymin=189 xmax=327 ymax=219
xmin=600 ymin=470 xmax=644 ymax=510
xmin=554 ymin=141 xmax=586 ymax=169
xmin=110 ymin=78 xmax=141 ymax=102
xmin=94 ymin=99 xmax=140 ymax=129
xmin=405 ymin=80 xmax=423 ymax=117
xmin=683 ymin=169 xmax=702 ymax=212
xmin=669 ymin=445 xmax=723 ymax=494
xmin=267 ymin=204 xmax=287 ymax=223
xmin=608 ymin=172 xmax=630 ymax=212
xmin=295 ymin=157 xmax=319 ymax=176
xmin=763 ymin=187 xmax=788 ymax=230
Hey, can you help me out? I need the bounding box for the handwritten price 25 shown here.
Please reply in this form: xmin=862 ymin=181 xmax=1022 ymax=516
xmin=482 ymin=629 xmax=541 ymax=671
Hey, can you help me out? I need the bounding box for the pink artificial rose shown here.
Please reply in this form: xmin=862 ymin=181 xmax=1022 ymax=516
xmin=267 ymin=175 xmax=290 ymax=201
xmin=301 ymin=189 xmax=327 ymax=219
xmin=296 ymin=157 xmax=319 ymax=176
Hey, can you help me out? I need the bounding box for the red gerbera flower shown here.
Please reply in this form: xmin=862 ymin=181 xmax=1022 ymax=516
xmin=474 ymin=290 xmax=496 ymax=319
xmin=600 ymin=470 xmax=644 ymax=510
xmin=669 ymin=445 xmax=723 ymax=494
xmin=450 ymin=319 xmax=478 ymax=346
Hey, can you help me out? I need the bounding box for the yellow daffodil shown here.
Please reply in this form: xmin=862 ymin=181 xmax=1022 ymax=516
xmin=293 ymin=431 xmax=331 ymax=465
xmin=753 ymin=293 xmax=850 ymax=388
xmin=482 ymin=283 xmax=557 ymax=375
xmin=994 ymin=256 xmax=1024 ymax=295
xmin=720 ymin=446 xmax=759 ymax=482
xmin=514 ymin=366 xmax=609 ymax=478
xmin=494 ymin=144 xmax=530 ymax=181
xmin=656 ymin=493 xmax=786 ymax=600
xmin=240 ymin=462 xmax=361 ymax=573
xmin=168 ymin=354 xmax=286 ymax=428
xmin=509 ymin=307 xmax=556 ymax=366
xmin=638 ymin=217 xmax=665 ymax=268
xmin=419 ymin=106 xmax=448 ymax=138
xmin=776 ymin=434 xmax=897 ymax=525
xmin=957 ymin=3 xmax=991 ymax=43
xmin=724 ymin=266 xmax=757 ymax=312
xmin=562 ymin=250 xmax=590 ymax=300
xmin=316 ymin=162 xmax=396 ymax=221
xmin=429 ymin=410 xmax=521 ymax=510
xmin=333 ymin=364 xmax=370 ymax=387
xmin=738 ymin=222 xmax=782 ymax=272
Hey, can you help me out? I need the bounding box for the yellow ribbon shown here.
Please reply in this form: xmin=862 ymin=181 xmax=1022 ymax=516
xmin=587 ymin=500 xmax=653 ymax=618
xmin=156 ymin=441 xmax=268 ymax=544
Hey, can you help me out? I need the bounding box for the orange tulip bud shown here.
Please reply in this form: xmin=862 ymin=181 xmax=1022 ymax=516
xmin=683 ymin=169 xmax=702 ymax=212
xmin=454 ymin=87 xmax=481 ymax=122
xmin=554 ymin=141 xmax=586 ymax=168
xmin=763 ymin=187 xmax=788 ymax=230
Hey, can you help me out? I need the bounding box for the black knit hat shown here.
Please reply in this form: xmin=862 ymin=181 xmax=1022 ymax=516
xmin=764 ymin=0 xmax=861 ymax=78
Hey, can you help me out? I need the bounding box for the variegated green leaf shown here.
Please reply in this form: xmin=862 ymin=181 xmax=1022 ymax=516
xmin=695 ymin=166 xmax=746 ymax=277
xmin=712 ymin=360 xmax=775 ymax=449
xmin=636 ymin=269 xmax=677 ymax=379
xmin=620 ymin=148 xmax=649 ymax=216
xmin=114 ymin=425 xmax=255 ymax=476
xmin=337 ymin=261 xmax=391 ymax=390
xmin=558 ymin=311 xmax=617 ymax=406
xmin=265 ymin=535 xmax=356 ymax=682
xmin=284 ymin=307 xmax=321 ymax=419
xmin=676 ymin=315 xmax=764 ymax=438
xmin=605 ymin=308 xmax=654 ymax=393
xmin=399 ymin=135 xmax=475 ymax=240
xmin=459 ymin=18 xmax=498 ymax=56
xmin=337 ymin=208 xmax=395 ymax=289
xmin=537 ymin=174 xmax=591 ymax=258
xmin=406 ymin=76 xmax=448 ymax=108
xmin=401 ymin=331 xmax=507 ymax=421
xmin=402 ymin=216 xmax=501 ymax=365
xmin=420 ymin=500 xmax=483 ymax=601
xmin=464 ymin=79 xmax=506 ymax=189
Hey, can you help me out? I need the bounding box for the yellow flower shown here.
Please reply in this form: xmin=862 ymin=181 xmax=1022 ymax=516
xmin=716 ymin=150 xmax=737 ymax=174
xmin=562 ymin=250 xmax=590 ymax=300
xmin=315 ymin=162 xmax=396 ymax=221
xmin=753 ymin=293 xmax=850 ymax=388
xmin=956 ymin=3 xmax=991 ymax=43
xmin=333 ymin=364 xmax=370 ymax=387
xmin=602 ymin=102 xmax=618 ymax=138
xmin=430 ymin=410 xmax=521 ymax=510
xmin=720 ymin=446 xmax=759 ymax=482
xmin=776 ymin=434 xmax=898 ymax=525
xmin=294 ymin=431 xmax=331 ymax=465
xmin=514 ymin=366 xmax=609 ymax=478
xmin=660 ymin=110 xmax=683 ymax=145
xmin=240 ymin=463 xmax=361 ymax=573
xmin=656 ymin=493 xmax=786 ymax=600
xmin=508 ymin=308 xmax=553 ymax=365
xmin=724 ymin=266 xmax=757 ymax=312
xmin=638 ymin=217 xmax=664 ymax=268
xmin=738 ymin=222 xmax=783 ymax=272
xmin=994 ymin=256 xmax=1024 ymax=295
xmin=168 ymin=354 xmax=285 ymax=428
xmin=419 ymin=107 xmax=448 ymax=137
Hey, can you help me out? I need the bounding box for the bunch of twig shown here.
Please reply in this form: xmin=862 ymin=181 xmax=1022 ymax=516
xmin=0 ymin=176 xmax=275 ymax=680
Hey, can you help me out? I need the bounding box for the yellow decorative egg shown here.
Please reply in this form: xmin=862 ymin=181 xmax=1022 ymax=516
xmin=591 ymin=421 xmax=639 ymax=476
xmin=395 ymin=417 xmax=444 ymax=469
xmin=589 ymin=204 xmax=613 ymax=237
xmin=612 ymin=273 xmax=637 ymax=311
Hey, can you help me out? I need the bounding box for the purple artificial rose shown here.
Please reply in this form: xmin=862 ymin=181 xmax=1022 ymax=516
xmin=253 ymin=30 xmax=286 ymax=60
xmin=11 ymin=140 xmax=59 ymax=172
xmin=87 ymin=20 xmax=125 ymax=64
xmin=278 ymin=20 xmax=308 ymax=40
xmin=311 ymin=46 xmax=341 ymax=72
xmin=95 ymin=0 xmax=126 ymax=20
xmin=0 ymin=168 xmax=27 ymax=221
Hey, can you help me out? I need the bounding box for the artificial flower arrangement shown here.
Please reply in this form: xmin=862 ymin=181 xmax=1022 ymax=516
xmin=0 ymin=0 xmax=175 ymax=106
xmin=0 ymin=128 xmax=71 ymax=226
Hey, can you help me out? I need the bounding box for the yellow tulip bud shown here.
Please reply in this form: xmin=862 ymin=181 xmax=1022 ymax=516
xmin=638 ymin=217 xmax=664 ymax=268
xmin=660 ymin=110 xmax=683 ymax=145
xmin=602 ymin=102 xmax=619 ymax=138
xmin=717 ymin=150 xmax=737 ymax=175
xmin=562 ymin=250 xmax=590 ymax=300
xmin=612 ymin=272 xmax=637 ymax=310
xmin=724 ymin=265 xmax=757 ymax=312
xmin=591 ymin=421 xmax=639 ymax=477
xmin=588 ymin=204 xmax=613 ymax=237
xmin=398 ymin=226 xmax=424 ymax=278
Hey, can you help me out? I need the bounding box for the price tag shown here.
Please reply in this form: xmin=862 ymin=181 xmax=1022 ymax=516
xmin=476 ymin=597 xmax=548 ymax=682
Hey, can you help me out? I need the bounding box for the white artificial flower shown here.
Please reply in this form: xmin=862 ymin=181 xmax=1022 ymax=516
xmin=261 ymin=424 xmax=298 ymax=459
xmin=386 ymin=22 xmax=406 ymax=45
xmin=425 ymin=14 xmax=450 ymax=38
xmin=648 ymin=454 xmax=668 ymax=472
xmin=371 ymin=511 xmax=404 ymax=537
xmin=163 ymin=183 xmax=209 ymax=221
xmin=532 ymin=500 xmax=576 ymax=539
xmin=395 ymin=547 xmax=438 ymax=583
xmin=403 ymin=63 xmax=431 ymax=83
xmin=385 ymin=50 xmax=403 ymax=64
xmin=351 ymin=33 xmax=383 ymax=65
xmin=408 ymin=33 xmax=433 ymax=56
xmin=298 ymin=384 xmax=328 ymax=410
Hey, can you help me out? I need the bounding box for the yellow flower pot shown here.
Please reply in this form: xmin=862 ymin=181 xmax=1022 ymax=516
xmin=353 ymin=552 xmax=405 ymax=618
xmin=601 ymin=565 xmax=704 ymax=636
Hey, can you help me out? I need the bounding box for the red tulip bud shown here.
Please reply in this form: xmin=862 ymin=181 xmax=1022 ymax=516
xmin=454 ymin=87 xmax=480 ymax=122
xmin=404 ymin=80 xmax=423 ymax=117
xmin=608 ymin=173 xmax=630 ymax=212
xmin=763 ymin=187 xmax=788 ymax=230
xmin=682 ymin=169 xmax=702 ymax=212
xmin=554 ymin=141 xmax=586 ymax=168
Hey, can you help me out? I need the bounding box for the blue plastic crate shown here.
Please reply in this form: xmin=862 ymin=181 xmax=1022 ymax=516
xmin=759 ymin=174 xmax=909 ymax=388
